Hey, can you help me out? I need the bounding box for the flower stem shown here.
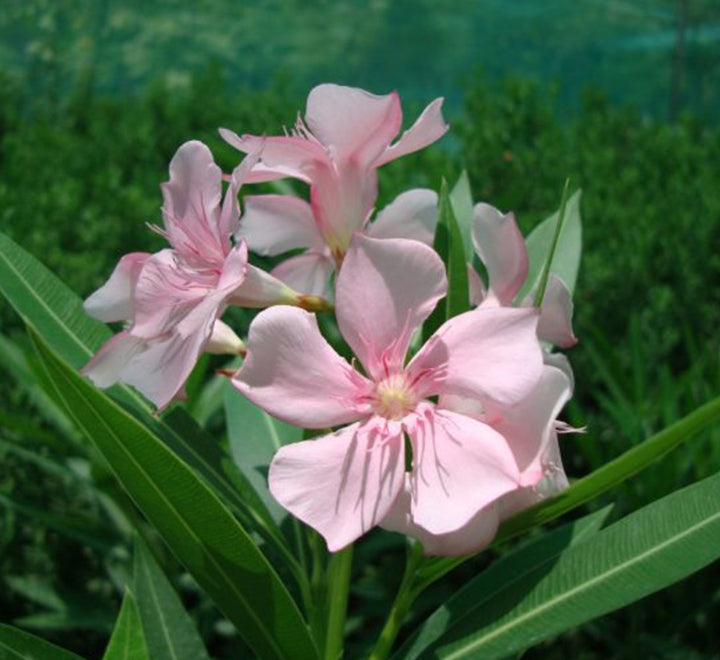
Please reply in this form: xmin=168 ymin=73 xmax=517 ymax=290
xmin=367 ymin=541 xmax=424 ymax=660
xmin=323 ymin=544 xmax=354 ymax=660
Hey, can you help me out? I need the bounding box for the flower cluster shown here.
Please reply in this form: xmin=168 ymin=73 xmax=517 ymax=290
xmin=83 ymin=83 xmax=578 ymax=556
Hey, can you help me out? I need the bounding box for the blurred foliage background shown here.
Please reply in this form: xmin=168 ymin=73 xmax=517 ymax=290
xmin=1 ymin=1 xmax=720 ymax=658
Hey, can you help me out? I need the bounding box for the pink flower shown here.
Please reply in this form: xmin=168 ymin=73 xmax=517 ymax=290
xmin=220 ymin=83 xmax=448 ymax=262
xmin=232 ymin=234 xmax=544 ymax=552
xmin=471 ymin=203 xmax=577 ymax=348
xmin=238 ymin=188 xmax=438 ymax=298
xmin=384 ymin=354 xmax=575 ymax=556
xmin=82 ymin=141 xmax=305 ymax=410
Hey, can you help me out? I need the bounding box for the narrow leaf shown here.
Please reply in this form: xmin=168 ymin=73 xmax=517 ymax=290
xmin=409 ymin=469 xmax=720 ymax=659
xmin=423 ymin=179 xmax=470 ymax=340
xmin=30 ymin=331 xmax=317 ymax=660
xmin=224 ymin=381 xmax=302 ymax=525
xmin=396 ymin=506 xmax=613 ymax=659
xmin=517 ymin=188 xmax=582 ymax=300
xmin=133 ymin=536 xmax=211 ymax=660
xmin=449 ymin=171 xmax=475 ymax=263
xmin=103 ymin=590 xmax=149 ymax=660
xmin=0 ymin=623 xmax=85 ymax=660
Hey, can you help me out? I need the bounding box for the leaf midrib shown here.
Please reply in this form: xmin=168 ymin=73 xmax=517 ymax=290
xmin=443 ymin=508 xmax=720 ymax=659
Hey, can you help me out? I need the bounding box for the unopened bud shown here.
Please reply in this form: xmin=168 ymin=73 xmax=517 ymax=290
xmin=205 ymin=320 xmax=246 ymax=356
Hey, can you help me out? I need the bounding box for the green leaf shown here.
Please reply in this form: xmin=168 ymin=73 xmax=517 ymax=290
xmin=0 ymin=234 xmax=284 ymax=548
xmin=103 ymin=590 xmax=149 ymax=660
xmin=133 ymin=536 xmax=211 ymax=660
xmin=30 ymin=331 xmax=317 ymax=660
xmin=0 ymin=492 xmax=120 ymax=551
xmin=423 ymin=179 xmax=470 ymax=341
xmin=402 ymin=470 xmax=720 ymax=659
xmin=395 ymin=506 xmax=613 ymax=659
xmin=224 ymin=381 xmax=302 ymax=525
xmin=0 ymin=230 xmax=109 ymax=369
xmin=0 ymin=623 xmax=85 ymax=660
xmin=449 ymin=171 xmax=475 ymax=263
xmin=517 ymin=188 xmax=582 ymax=301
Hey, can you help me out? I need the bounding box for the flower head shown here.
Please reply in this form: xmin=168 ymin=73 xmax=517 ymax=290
xmin=82 ymin=141 xmax=305 ymax=409
xmin=233 ymin=234 xmax=545 ymax=552
xmin=220 ymin=83 xmax=448 ymax=261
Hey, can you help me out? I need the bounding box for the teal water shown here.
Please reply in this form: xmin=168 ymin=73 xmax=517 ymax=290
xmin=1 ymin=0 xmax=718 ymax=117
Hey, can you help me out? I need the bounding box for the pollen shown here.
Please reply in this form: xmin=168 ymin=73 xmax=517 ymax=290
xmin=373 ymin=373 xmax=418 ymax=420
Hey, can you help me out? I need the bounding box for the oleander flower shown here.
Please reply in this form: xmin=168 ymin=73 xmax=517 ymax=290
xmin=220 ymin=83 xmax=448 ymax=263
xmin=239 ymin=188 xmax=438 ymax=298
xmin=82 ymin=140 xmax=315 ymax=409
xmin=471 ymin=203 xmax=577 ymax=348
xmin=383 ymin=355 xmax=575 ymax=556
xmin=232 ymin=233 xmax=545 ymax=553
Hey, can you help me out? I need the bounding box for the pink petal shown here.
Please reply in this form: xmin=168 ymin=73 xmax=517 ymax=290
xmin=381 ymin=474 xmax=500 ymax=556
xmin=365 ymin=189 xmax=438 ymax=245
xmin=232 ymin=306 xmax=372 ymax=428
xmin=489 ymin=363 xmax=573 ymax=475
xmin=472 ymin=203 xmax=528 ymax=305
xmin=131 ymin=250 xmax=211 ymax=338
xmin=218 ymin=129 xmax=321 ymax=183
xmin=336 ymin=234 xmax=447 ymax=380
xmin=239 ymin=195 xmax=323 ymax=256
xmin=84 ymin=252 xmax=150 ymax=323
xmin=271 ymin=252 xmax=335 ymax=298
xmin=161 ymin=141 xmax=228 ymax=261
xmin=305 ymin=84 xmax=402 ymax=165
xmin=409 ymin=307 xmax=543 ymax=407
xmin=375 ymin=98 xmax=448 ymax=167
xmin=82 ymin=331 xmax=146 ymax=388
xmin=269 ymin=420 xmax=405 ymax=551
xmin=537 ymin=275 xmax=578 ymax=347
xmin=217 ymin=151 xmax=260 ymax=239
xmin=406 ymin=409 xmax=520 ymax=534
xmin=467 ymin=264 xmax=487 ymax=307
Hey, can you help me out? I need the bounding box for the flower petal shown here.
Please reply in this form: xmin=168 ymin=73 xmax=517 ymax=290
xmin=84 ymin=252 xmax=150 ymax=323
xmin=381 ymin=474 xmax=500 ymax=557
xmin=472 ymin=203 xmax=528 ymax=305
xmin=232 ymin=306 xmax=372 ymax=428
xmin=407 ymin=409 xmax=520 ymax=534
xmin=490 ymin=363 xmax=572 ymax=475
xmin=365 ymin=189 xmax=438 ymax=245
xmin=82 ymin=331 xmax=146 ymax=388
xmin=161 ymin=141 xmax=229 ymax=261
xmin=229 ymin=263 xmax=300 ymax=308
xmin=409 ymin=307 xmax=543 ymax=407
xmin=375 ymin=98 xmax=448 ymax=167
xmin=305 ymin=84 xmax=402 ymax=165
xmin=239 ymin=195 xmax=323 ymax=256
xmin=271 ymin=252 xmax=335 ymax=298
xmin=269 ymin=421 xmax=405 ymax=551
xmin=336 ymin=234 xmax=447 ymax=380
xmin=218 ymin=129 xmax=322 ymax=183
xmin=537 ymin=275 xmax=577 ymax=347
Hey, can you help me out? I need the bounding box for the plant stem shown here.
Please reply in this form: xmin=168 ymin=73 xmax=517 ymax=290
xmin=323 ymin=545 xmax=353 ymax=660
xmin=367 ymin=542 xmax=424 ymax=660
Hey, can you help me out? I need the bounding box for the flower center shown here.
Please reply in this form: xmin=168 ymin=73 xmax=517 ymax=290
xmin=373 ymin=373 xmax=418 ymax=420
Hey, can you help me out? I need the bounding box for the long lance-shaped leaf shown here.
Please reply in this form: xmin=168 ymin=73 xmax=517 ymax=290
xmin=449 ymin=171 xmax=475 ymax=263
xmin=394 ymin=506 xmax=613 ymax=659
xmin=133 ymin=535 xmax=211 ymax=660
xmin=0 ymin=623 xmax=85 ymax=660
xmin=30 ymin=330 xmax=318 ymax=660
xmin=516 ymin=188 xmax=582 ymax=301
xmin=417 ymin=392 xmax=720 ymax=586
xmin=404 ymin=468 xmax=720 ymax=659
xmin=0 ymin=231 xmax=291 ymax=559
xmin=423 ymin=179 xmax=470 ymax=341
xmin=103 ymin=590 xmax=149 ymax=660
